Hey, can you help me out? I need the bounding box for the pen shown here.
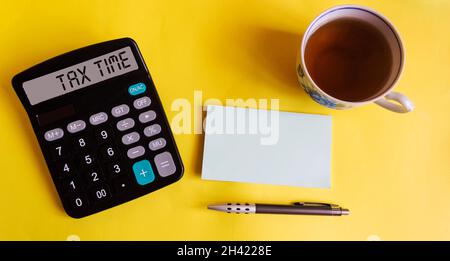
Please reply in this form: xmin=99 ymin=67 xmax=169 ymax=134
xmin=208 ymin=202 xmax=350 ymax=216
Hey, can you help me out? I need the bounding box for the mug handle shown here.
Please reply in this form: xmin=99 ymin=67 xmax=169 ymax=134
xmin=374 ymin=91 xmax=414 ymax=113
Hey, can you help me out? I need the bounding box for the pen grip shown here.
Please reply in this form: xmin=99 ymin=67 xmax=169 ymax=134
xmin=256 ymin=204 xmax=335 ymax=216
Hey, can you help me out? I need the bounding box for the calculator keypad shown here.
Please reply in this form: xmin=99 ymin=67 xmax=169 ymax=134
xmin=89 ymin=112 xmax=108 ymax=125
xmin=42 ymin=85 xmax=181 ymax=218
xmin=144 ymin=124 xmax=161 ymax=137
xmin=116 ymin=118 xmax=135 ymax=131
xmin=111 ymin=104 xmax=130 ymax=118
xmin=121 ymin=132 xmax=140 ymax=145
xmin=148 ymin=138 xmax=166 ymax=151
xmin=133 ymin=96 xmax=151 ymax=109
xmin=44 ymin=128 xmax=64 ymax=142
xmin=138 ymin=110 xmax=156 ymax=123
xmin=67 ymin=120 xmax=86 ymax=134
xmin=127 ymin=145 xmax=146 ymax=159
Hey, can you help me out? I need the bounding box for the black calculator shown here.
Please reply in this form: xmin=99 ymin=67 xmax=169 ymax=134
xmin=12 ymin=38 xmax=184 ymax=218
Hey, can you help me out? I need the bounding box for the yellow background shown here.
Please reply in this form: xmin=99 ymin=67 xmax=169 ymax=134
xmin=0 ymin=0 xmax=449 ymax=240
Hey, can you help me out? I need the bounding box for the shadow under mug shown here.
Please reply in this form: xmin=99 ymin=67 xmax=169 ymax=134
xmin=296 ymin=5 xmax=414 ymax=113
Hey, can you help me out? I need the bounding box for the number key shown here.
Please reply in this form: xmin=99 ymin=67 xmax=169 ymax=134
xmin=68 ymin=194 xmax=89 ymax=212
xmin=54 ymin=160 xmax=75 ymax=178
xmin=60 ymin=176 xmax=82 ymax=194
xmin=50 ymin=142 xmax=70 ymax=161
xmin=106 ymin=161 xmax=126 ymax=177
xmin=85 ymin=167 xmax=103 ymax=186
xmin=95 ymin=127 xmax=113 ymax=143
xmin=100 ymin=144 xmax=120 ymax=161
xmin=73 ymin=134 xmax=92 ymax=151
xmin=79 ymin=152 xmax=95 ymax=168
xmin=89 ymin=184 xmax=112 ymax=204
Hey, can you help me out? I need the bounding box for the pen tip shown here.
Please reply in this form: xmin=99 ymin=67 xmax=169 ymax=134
xmin=341 ymin=209 xmax=350 ymax=215
xmin=207 ymin=204 xmax=224 ymax=211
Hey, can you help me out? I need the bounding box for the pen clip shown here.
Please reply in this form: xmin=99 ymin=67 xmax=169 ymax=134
xmin=293 ymin=202 xmax=338 ymax=208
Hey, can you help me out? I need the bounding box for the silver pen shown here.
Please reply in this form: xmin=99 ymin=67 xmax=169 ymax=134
xmin=208 ymin=202 xmax=350 ymax=216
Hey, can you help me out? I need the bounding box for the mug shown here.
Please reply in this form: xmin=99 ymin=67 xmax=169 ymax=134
xmin=296 ymin=5 xmax=414 ymax=113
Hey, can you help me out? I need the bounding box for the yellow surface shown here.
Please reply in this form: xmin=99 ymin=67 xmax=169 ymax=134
xmin=0 ymin=0 xmax=449 ymax=241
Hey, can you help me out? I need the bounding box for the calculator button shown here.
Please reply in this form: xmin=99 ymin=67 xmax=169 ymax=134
xmin=66 ymin=120 xmax=86 ymax=134
xmin=107 ymin=161 xmax=126 ymax=177
xmin=113 ymin=176 xmax=133 ymax=194
xmin=116 ymin=118 xmax=135 ymax=131
xmin=44 ymin=128 xmax=64 ymax=142
xmin=143 ymin=124 xmax=161 ymax=137
xmin=154 ymin=152 xmax=177 ymax=177
xmin=100 ymin=144 xmax=120 ymax=161
xmin=121 ymin=131 xmax=140 ymax=145
xmin=132 ymin=160 xmax=155 ymax=186
xmin=79 ymin=153 xmax=96 ymax=168
xmin=128 ymin=82 xmax=146 ymax=96
xmin=54 ymin=160 xmax=75 ymax=178
xmin=127 ymin=145 xmax=145 ymax=159
xmin=61 ymin=176 xmax=82 ymax=194
xmin=73 ymin=135 xmax=92 ymax=150
xmin=89 ymin=112 xmax=108 ymax=125
xmin=95 ymin=128 xmax=113 ymax=144
xmin=85 ymin=167 xmax=103 ymax=186
xmin=68 ymin=194 xmax=89 ymax=211
xmin=138 ymin=110 xmax=156 ymax=123
xmin=111 ymin=104 xmax=130 ymax=118
xmin=50 ymin=142 xmax=70 ymax=160
xmin=148 ymin=138 xmax=166 ymax=151
xmin=133 ymin=96 xmax=151 ymax=110
xmin=89 ymin=185 xmax=112 ymax=204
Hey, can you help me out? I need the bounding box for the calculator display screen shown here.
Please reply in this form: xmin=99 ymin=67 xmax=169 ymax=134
xmin=22 ymin=47 xmax=139 ymax=105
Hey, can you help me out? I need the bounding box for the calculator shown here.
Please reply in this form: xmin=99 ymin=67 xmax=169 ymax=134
xmin=12 ymin=38 xmax=184 ymax=218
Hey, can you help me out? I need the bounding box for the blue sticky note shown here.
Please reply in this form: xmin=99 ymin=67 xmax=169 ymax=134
xmin=201 ymin=105 xmax=332 ymax=188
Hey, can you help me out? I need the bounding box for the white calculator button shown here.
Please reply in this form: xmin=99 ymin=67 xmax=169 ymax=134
xmin=143 ymin=124 xmax=161 ymax=137
xmin=138 ymin=110 xmax=156 ymax=123
xmin=66 ymin=120 xmax=86 ymax=134
xmin=44 ymin=128 xmax=64 ymax=142
xmin=121 ymin=131 xmax=140 ymax=145
xmin=127 ymin=146 xmax=145 ymax=159
xmin=148 ymin=138 xmax=166 ymax=151
xmin=89 ymin=112 xmax=108 ymax=125
xmin=116 ymin=118 xmax=135 ymax=131
xmin=154 ymin=152 xmax=176 ymax=177
xmin=133 ymin=96 xmax=151 ymax=110
xmin=111 ymin=104 xmax=130 ymax=118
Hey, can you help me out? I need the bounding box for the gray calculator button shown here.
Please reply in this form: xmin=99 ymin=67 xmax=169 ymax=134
xmin=121 ymin=131 xmax=140 ymax=145
xmin=44 ymin=128 xmax=64 ymax=141
xmin=138 ymin=110 xmax=156 ymax=123
xmin=116 ymin=118 xmax=135 ymax=131
xmin=133 ymin=96 xmax=151 ymax=110
xmin=66 ymin=120 xmax=86 ymax=134
xmin=148 ymin=138 xmax=166 ymax=151
xmin=111 ymin=104 xmax=130 ymax=118
xmin=143 ymin=124 xmax=162 ymax=137
xmin=127 ymin=145 xmax=145 ymax=159
xmin=154 ymin=152 xmax=176 ymax=177
xmin=89 ymin=112 xmax=108 ymax=125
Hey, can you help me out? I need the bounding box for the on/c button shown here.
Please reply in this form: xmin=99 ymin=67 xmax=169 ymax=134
xmin=128 ymin=82 xmax=146 ymax=96
xmin=132 ymin=160 xmax=155 ymax=186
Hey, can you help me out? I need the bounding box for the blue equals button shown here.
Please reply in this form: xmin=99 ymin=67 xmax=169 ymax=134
xmin=128 ymin=82 xmax=146 ymax=96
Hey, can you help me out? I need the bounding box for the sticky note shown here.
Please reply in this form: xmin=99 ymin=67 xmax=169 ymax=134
xmin=201 ymin=105 xmax=331 ymax=188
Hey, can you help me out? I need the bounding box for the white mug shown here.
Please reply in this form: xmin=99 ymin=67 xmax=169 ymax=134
xmin=296 ymin=5 xmax=414 ymax=113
